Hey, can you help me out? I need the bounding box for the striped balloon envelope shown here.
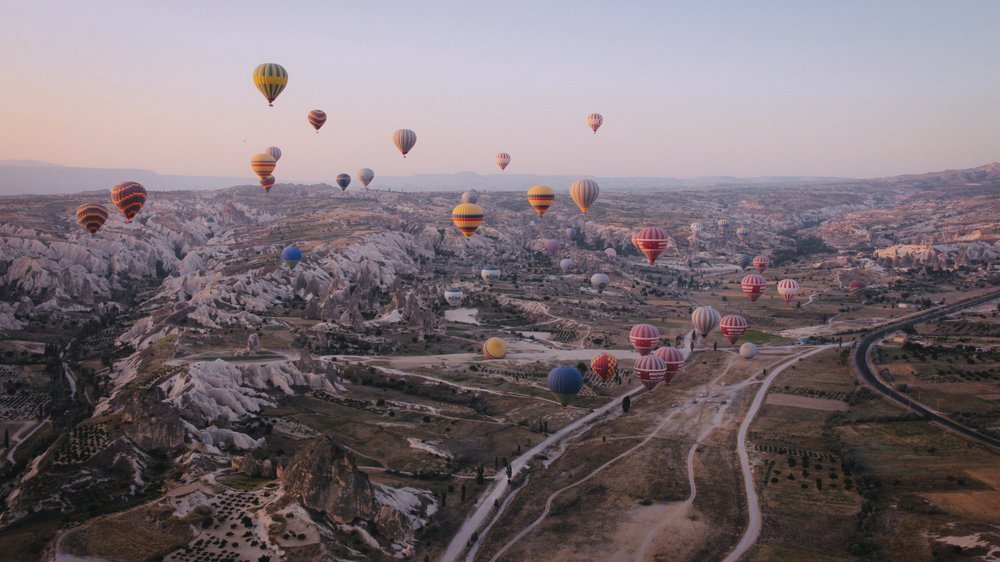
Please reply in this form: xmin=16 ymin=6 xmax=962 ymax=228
xmin=633 ymin=354 xmax=667 ymax=390
xmin=849 ymin=279 xmax=867 ymax=296
xmin=569 ymin=179 xmax=599 ymax=214
xmin=635 ymin=226 xmax=669 ymax=265
xmin=259 ymin=175 xmax=275 ymax=193
xmin=336 ymin=174 xmax=351 ymax=191
xmin=629 ymin=323 xmax=661 ymax=356
xmin=548 ymin=366 xmax=584 ymax=406
xmin=737 ymin=254 xmax=752 ymax=269
xmin=496 ymin=152 xmax=511 ymax=171
xmin=590 ymin=352 xmax=618 ymax=383
xmin=742 ymin=274 xmax=767 ymax=303
xmin=110 ymin=181 xmax=147 ymax=223
xmin=691 ymin=306 xmax=721 ymax=337
xmin=587 ymin=112 xmax=603 ymax=133
xmin=307 ymin=110 xmax=327 ymax=132
xmin=451 ymin=203 xmax=484 ymax=237
xmin=482 ymin=337 xmax=508 ymax=359
xmin=250 ymin=153 xmax=276 ymax=179
xmin=653 ymin=346 xmax=686 ymax=383
xmin=461 ymin=190 xmax=480 ymax=204
xmin=252 ymin=63 xmax=288 ymax=106
xmin=752 ymin=255 xmax=771 ymax=273
xmin=720 ymin=315 xmax=749 ymax=345
xmin=76 ymin=204 xmax=109 ymax=234
xmin=358 ymin=168 xmax=375 ymax=189
xmin=717 ymin=218 xmax=730 ymax=235
xmin=393 ymin=129 xmax=417 ymax=157
xmin=265 ymin=146 xmax=282 ymax=162
xmin=736 ymin=226 xmax=751 ymax=243
xmin=776 ymin=279 xmax=800 ymax=302
xmin=526 ymin=184 xmax=554 ymax=216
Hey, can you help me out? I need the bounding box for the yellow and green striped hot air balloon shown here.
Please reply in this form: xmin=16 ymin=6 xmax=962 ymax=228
xmin=451 ymin=203 xmax=484 ymax=238
xmin=253 ymin=63 xmax=288 ymax=107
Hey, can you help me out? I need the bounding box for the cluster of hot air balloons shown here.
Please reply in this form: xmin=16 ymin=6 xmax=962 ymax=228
xmin=76 ymin=181 xmax=149 ymax=235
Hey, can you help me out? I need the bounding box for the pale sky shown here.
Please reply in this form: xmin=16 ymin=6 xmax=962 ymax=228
xmin=3 ymin=1 xmax=1000 ymax=182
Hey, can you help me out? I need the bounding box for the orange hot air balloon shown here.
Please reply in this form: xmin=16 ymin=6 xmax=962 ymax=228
xmin=452 ymin=203 xmax=484 ymax=237
xmin=110 ymin=181 xmax=147 ymax=223
xmin=251 ymin=153 xmax=276 ymax=179
xmin=76 ymin=204 xmax=109 ymax=234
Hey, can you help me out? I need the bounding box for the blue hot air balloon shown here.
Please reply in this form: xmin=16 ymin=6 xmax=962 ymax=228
xmin=737 ymin=254 xmax=752 ymax=270
xmin=281 ymin=244 xmax=302 ymax=268
xmin=548 ymin=366 xmax=584 ymax=406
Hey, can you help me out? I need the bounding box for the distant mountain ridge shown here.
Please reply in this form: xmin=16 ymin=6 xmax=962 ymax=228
xmin=0 ymin=161 xmax=249 ymax=195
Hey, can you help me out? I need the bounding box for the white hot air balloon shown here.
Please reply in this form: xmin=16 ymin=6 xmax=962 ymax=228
xmin=393 ymin=129 xmax=417 ymax=157
xmin=590 ymin=273 xmax=610 ymax=293
xmin=481 ymin=266 xmax=502 ymax=284
xmin=740 ymin=342 xmax=758 ymax=359
xmin=444 ymin=287 xmax=464 ymax=307
xmin=461 ymin=190 xmax=480 ymax=204
xmin=358 ymin=168 xmax=374 ymax=189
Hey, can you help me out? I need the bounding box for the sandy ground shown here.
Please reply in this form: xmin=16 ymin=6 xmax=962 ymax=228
xmin=920 ymin=491 xmax=1000 ymax=522
xmin=764 ymin=393 xmax=848 ymax=411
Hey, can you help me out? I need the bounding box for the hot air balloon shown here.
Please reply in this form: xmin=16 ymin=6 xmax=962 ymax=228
xmin=633 ymin=354 xmax=667 ymax=390
xmin=265 ymin=146 xmax=282 ymax=162
xmin=252 ymin=63 xmax=288 ymax=106
xmin=752 ymin=255 xmax=771 ymax=273
xmin=776 ymin=279 xmax=800 ymax=302
xmin=590 ymin=353 xmax=618 ymax=383
xmin=483 ymin=337 xmax=508 ymax=359
xmin=559 ymin=258 xmax=575 ymax=273
xmin=629 ymin=324 xmax=661 ymax=356
xmin=736 ymin=226 xmax=751 ymax=244
xmin=281 ymin=244 xmax=302 ymax=268
xmin=260 ymin=175 xmax=276 ymax=193
xmin=737 ymin=254 xmax=752 ymax=270
xmin=739 ymin=342 xmax=758 ymax=359
xmin=452 ymin=203 xmax=484 ymax=237
xmin=653 ymin=346 xmax=685 ymax=383
xmin=635 ymin=226 xmax=669 ymax=265
xmin=496 ymin=152 xmax=510 ymax=171
xmin=691 ymin=306 xmax=721 ymax=337
xmin=565 ymin=227 xmax=577 ymax=239
xmin=444 ymin=287 xmax=464 ymax=307
xmin=110 ymin=181 xmax=147 ymax=223
xmin=526 ymin=185 xmax=554 ymax=217
xmin=742 ymin=274 xmax=767 ymax=303
xmin=461 ymin=190 xmax=480 ymax=205
xmin=849 ymin=279 xmax=867 ymax=296
xmin=548 ymin=366 xmax=584 ymax=406
xmin=630 ymin=232 xmax=641 ymax=252
xmin=720 ymin=314 xmax=749 ymax=345
xmin=336 ymin=174 xmax=351 ymax=191
xmin=604 ymin=247 xmax=617 ymax=259
xmin=543 ymin=239 xmax=561 ymax=255
xmin=251 ymin=153 xmax=277 ymax=180
xmin=586 ymin=112 xmax=603 ymax=134
xmin=690 ymin=222 xmax=704 ymax=239
xmin=569 ymin=179 xmax=599 ymax=214
xmin=481 ymin=266 xmax=502 ymax=284
xmin=590 ymin=273 xmax=610 ymax=293
xmin=393 ymin=129 xmax=417 ymax=157
xmin=717 ymin=218 xmax=730 ymax=236
xmin=307 ymin=110 xmax=327 ymax=132
xmin=358 ymin=168 xmax=374 ymax=189
xmin=76 ymin=204 xmax=109 ymax=235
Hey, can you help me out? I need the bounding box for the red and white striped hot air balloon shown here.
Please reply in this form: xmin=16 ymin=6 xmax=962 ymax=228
xmin=569 ymin=179 xmax=599 ymax=214
xmin=752 ymin=255 xmax=771 ymax=273
xmin=633 ymin=354 xmax=666 ymax=390
xmin=635 ymin=226 xmax=669 ymax=265
xmin=496 ymin=152 xmax=510 ymax=171
xmin=691 ymin=306 xmax=721 ymax=337
xmin=742 ymin=274 xmax=767 ymax=303
xmin=849 ymin=279 xmax=867 ymax=296
xmin=629 ymin=324 xmax=661 ymax=356
xmin=393 ymin=129 xmax=417 ymax=158
xmin=720 ymin=314 xmax=749 ymax=345
xmin=776 ymin=279 xmax=800 ymax=303
xmin=587 ymin=112 xmax=603 ymax=134
xmin=653 ymin=346 xmax=685 ymax=384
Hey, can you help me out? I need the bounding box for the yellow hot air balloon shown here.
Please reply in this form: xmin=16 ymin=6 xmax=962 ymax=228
xmin=252 ymin=63 xmax=288 ymax=106
xmin=250 ymin=153 xmax=277 ymax=179
xmin=451 ymin=203 xmax=484 ymax=238
xmin=482 ymin=337 xmax=508 ymax=359
xmin=526 ymin=184 xmax=555 ymax=217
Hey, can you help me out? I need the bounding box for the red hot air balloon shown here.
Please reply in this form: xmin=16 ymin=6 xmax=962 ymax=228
xmin=849 ymin=279 xmax=867 ymax=296
xmin=110 ymin=181 xmax=147 ymax=223
xmin=741 ymin=273 xmax=767 ymax=303
xmin=634 ymin=354 xmax=667 ymax=390
xmin=587 ymin=112 xmax=603 ymax=134
xmin=260 ymin=175 xmax=276 ymax=193
xmin=653 ymin=346 xmax=685 ymax=384
xmin=590 ymin=352 xmax=618 ymax=383
xmin=635 ymin=226 xmax=669 ymax=265
xmin=543 ymin=239 xmax=561 ymax=255
xmin=752 ymin=255 xmax=771 ymax=273
xmin=308 ymin=110 xmax=327 ymax=132
xmin=496 ymin=152 xmax=511 ymax=171
xmin=720 ymin=314 xmax=749 ymax=345
xmin=776 ymin=279 xmax=800 ymax=302
xmin=629 ymin=324 xmax=661 ymax=356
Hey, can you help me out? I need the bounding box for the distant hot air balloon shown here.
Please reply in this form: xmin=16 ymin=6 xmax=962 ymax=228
xmin=752 ymin=255 xmax=771 ymax=273
xmin=736 ymin=226 xmax=751 ymax=244
xmin=461 ymin=190 xmax=480 ymax=205
xmin=849 ymin=279 xmax=867 ymax=296
xmin=483 ymin=337 xmax=508 ymax=359
xmin=590 ymin=273 xmax=610 ymax=293
xmin=629 ymin=324 xmax=661 ymax=356
xmin=569 ymin=179 xmax=599 ymax=214
xmin=653 ymin=346 xmax=685 ymax=383
xmin=452 ymin=203 xmax=484 ymax=237
xmin=630 ymin=232 xmax=641 ymax=252
xmin=633 ymin=354 xmax=667 ymax=390
xmin=737 ymin=254 xmax=752 ymax=270
xmin=717 ymin=218 xmax=730 ymax=236
xmin=691 ymin=306 xmax=721 ymax=338
xmin=741 ymin=274 xmax=767 ymax=303
xmin=526 ymin=185 xmax=554 ymax=217
xmin=76 ymin=204 xmax=109 ymax=235
xmin=281 ymin=244 xmax=302 ymax=268
xmin=252 ymin=63 xmax=288 ymax=106
xmin=307 ymin=110 xmax=327 ymax=132
xmin=720 ymin=314 xmax=749 ymax=345
xmin=635 ymin=226 xmax=669 ymax=265
xmin=590 ymin=353 xmax=618 ymax=383
xmin=586 ymin=112 xmax=603 ymax=134
xmin=393 ymin=129 xmax=417 ymax=158
xmin=543 ymin=239 xmax=561 ymax=255
xmin=496 ymin=152 xmax=510 ymax=171
xmin=565 ymin=227 xmax=577 ymax=239
xmin=559 ymin=258 xmax=575 ymax=273
xmin=604 ymin=247 xmax=617 ymax=259
xmin=251 ymin=153 xmax=277 ymax=180
xmin=776 ymin=279 xmax=800 ymax=302
xmin=739 ymin=342 xmax=758 ymax=359
xmin=548 ymin=366 xmax=584 ymax=406
xmin=481 ymin=266 xmax=502 ymax=284
xmin=444 ymin=287 xmax=464 ymax=307
xmin=358 ymin=168 xmax=375 ymax=189
xmin=265 ymin=146 xmax=282 ymax=162
xmin=260 ymin=175 xmax=276 ymax=193
xmin=336 ymin=174 xmax=351 ymax=191
xmin=110 ymin=181 xmax=147 ymax=223
xmin=690 ymin=222 xmax=704 ymax=239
